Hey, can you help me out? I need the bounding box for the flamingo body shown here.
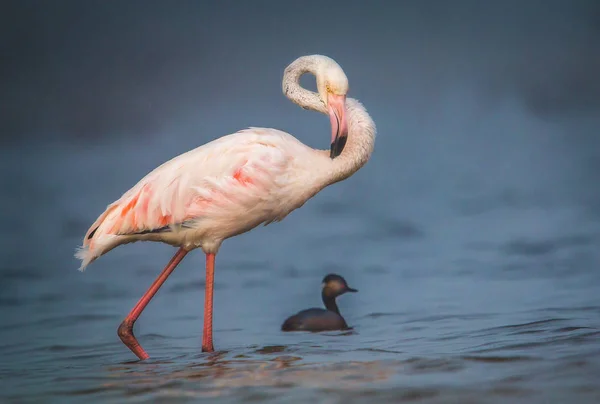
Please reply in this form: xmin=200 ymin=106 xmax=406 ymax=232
xmin=76 ymin=128 xmax=328 ymax=270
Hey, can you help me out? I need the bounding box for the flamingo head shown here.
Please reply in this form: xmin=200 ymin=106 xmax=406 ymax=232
xmin=316 ymin=61 xmax=349 ymax=159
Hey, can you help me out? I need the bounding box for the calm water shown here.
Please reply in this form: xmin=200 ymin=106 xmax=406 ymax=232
xmin=2 ymin=131 xmax=600 ymax=404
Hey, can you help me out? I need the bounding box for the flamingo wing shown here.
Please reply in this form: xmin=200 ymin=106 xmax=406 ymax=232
xmin=78 ymin=128 xmax=304 ymax=269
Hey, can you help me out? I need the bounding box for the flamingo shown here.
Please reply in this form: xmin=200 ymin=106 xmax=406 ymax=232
xmin=75 ymin=54 xmax=376 ymax=360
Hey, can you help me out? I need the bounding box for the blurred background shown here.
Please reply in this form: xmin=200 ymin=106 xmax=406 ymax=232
xmin=1 ymin=1 xmax=600 ymax=403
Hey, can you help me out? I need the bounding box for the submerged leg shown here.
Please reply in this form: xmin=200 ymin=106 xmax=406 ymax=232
xmin=117 ymin=247 xmax=188 ymax=360
xmin=202 ymin=253 xmax=216 ymax=352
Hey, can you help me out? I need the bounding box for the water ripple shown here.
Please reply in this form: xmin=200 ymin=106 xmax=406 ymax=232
xmin=461 ymin=355 xmax=537 ymax=363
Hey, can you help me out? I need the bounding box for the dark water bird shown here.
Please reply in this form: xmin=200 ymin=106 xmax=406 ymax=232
xmin=281 ymin=274 xmax=358 ymax=332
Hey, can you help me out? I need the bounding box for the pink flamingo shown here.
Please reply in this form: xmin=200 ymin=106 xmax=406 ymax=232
xmin=76 ymin=55 xmax=376 ymax=360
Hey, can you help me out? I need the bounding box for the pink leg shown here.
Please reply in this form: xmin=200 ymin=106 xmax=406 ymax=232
xmin=118 ymin=247 xmax=188 ymax=360
xmin=202 ymin=253 xmax=216 ymax=352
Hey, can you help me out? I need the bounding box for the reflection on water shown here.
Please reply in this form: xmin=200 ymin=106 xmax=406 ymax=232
xmin=9 ymin=339 xmax=600 ymax=403
xmin=1 ymin=139 xmax=600 ymax=404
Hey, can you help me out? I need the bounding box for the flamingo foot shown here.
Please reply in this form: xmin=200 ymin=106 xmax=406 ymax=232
xmin=118 ymin=319 xmax=149 ymax=360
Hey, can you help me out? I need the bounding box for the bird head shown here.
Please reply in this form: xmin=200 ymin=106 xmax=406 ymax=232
xmin=321 ymin=273 xmax=357 ymax=297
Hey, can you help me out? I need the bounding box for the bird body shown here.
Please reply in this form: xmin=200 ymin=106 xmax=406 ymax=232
xmin=76 ymin=128 xmax=324 ymax=269
xmin=76 ymin=54 xmax=375 ymax=359
xmin=282 ymin=274 xmax=357 ymax=332
xmin=281 ymin=308 xmax=349 ymax=332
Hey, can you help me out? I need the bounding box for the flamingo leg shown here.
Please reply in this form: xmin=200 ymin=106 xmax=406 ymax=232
xmin=118 ymin=247 xmax=188 ymax=360
xmin=202 ymin=253 xmax=216 ymax=352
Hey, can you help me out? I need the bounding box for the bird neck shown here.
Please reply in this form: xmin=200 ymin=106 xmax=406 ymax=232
xmin=282 ymin=56 xmax=376 ymax=188
xmin=282 ymin=55 xmax=328 ymax=115
xmin=322 ymin=291 xmax=340 ymax=314
xmin=325 ymin=98 xmax=376 ymax=186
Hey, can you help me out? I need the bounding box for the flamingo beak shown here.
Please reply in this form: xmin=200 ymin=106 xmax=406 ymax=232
xmin=328 ymin=93 xmax=348 ymax=159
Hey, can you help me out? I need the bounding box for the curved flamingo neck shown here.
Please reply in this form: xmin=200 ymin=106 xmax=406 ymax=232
xmin=282 ymin=56 xmax=376 ymax=188
xmin=325 ymin=98 xmax=376 ymax=185
xmin=282 ymin=56 xmax=327 ymax=115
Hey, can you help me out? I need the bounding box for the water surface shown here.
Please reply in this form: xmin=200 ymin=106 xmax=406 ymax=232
xmin=2 ymin=137 xmax=599 ymax=403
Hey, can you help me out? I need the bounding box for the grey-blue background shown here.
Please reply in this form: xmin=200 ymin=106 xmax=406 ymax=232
xmin=2 ymin=1 xmax=600 ymax=403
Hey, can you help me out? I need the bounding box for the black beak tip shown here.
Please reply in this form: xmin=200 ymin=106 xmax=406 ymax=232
xmin=330 ymin=136 xmax=348 ymax=159
xmin=330 ymin=143 xmax=337 ymax=159
xmin=346 ymin=287 xmax=358 ymax=293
